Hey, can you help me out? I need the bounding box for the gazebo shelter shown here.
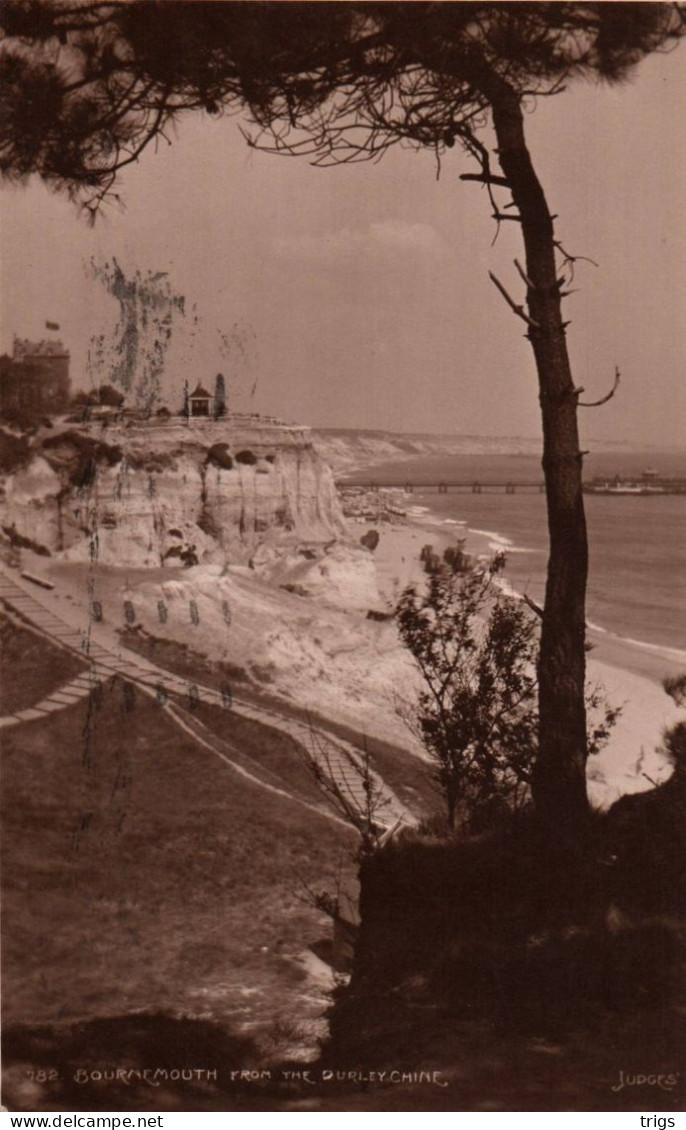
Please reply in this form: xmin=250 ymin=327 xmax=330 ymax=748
xmin=188 ymin=384 xmax=213 ymax=417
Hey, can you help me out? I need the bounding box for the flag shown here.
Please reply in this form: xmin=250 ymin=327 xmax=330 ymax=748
xmin=45 ymin=320 xmax=60 ymax=331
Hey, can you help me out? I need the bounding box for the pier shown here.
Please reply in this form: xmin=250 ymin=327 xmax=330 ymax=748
xmin=337 ymin=478 xmax=686 ymax=496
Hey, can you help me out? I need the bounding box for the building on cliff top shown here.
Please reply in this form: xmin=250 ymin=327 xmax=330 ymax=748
xmin=0 ymin=336 xmax=71 ymax=419
xmin=188 ymin=383 xmax=213 ymax=417
xmin=184 ymin=374 xmax=228 ymax=419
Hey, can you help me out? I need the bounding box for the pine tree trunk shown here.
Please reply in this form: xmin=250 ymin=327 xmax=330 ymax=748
xmin=490 ymin=90 xmax=590 ymax=829
xmin=447 ymin=786 xmax=457 ymax=831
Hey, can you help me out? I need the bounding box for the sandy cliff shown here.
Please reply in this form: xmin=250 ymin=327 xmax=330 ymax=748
xmin=1 ymin=418 xmax=348 ymax=569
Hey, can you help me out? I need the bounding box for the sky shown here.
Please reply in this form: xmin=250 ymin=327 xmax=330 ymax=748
xmin=1 ymin=32 xmax=685 ymax=446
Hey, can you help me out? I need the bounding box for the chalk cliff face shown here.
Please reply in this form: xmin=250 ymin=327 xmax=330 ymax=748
xmin=0 ymin=418 xmax=348 ymax=568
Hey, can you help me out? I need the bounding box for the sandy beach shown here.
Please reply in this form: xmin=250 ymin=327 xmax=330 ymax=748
xmin=347 ymin=504 xmax=684 ymax=807
xmin=347 ymin=512 xmax=458 ymax=606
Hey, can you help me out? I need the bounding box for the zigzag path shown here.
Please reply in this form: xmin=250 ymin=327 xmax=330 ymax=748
xmin=0 ymin=566 xmax=415 ymax=831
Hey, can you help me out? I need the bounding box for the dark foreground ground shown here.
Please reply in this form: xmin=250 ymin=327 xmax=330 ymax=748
xmin=2 ymin=617 xmax=684 ymax=1112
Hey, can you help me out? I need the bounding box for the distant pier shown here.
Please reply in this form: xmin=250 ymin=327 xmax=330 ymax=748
xmin=337 ymin=478 xmax=686 ymax=496
xmin=339 ymin=480 xmax=546 ymax=494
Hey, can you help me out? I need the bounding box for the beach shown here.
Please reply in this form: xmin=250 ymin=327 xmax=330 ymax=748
xmin=346 ymin=493 xmax=684 ymax=807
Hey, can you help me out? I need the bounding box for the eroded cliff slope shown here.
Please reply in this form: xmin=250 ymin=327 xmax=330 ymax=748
xmin=1 ymin=418 xmax=347 ymax=568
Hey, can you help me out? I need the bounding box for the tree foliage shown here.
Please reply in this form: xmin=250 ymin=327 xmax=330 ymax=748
xmin=663 ymin=673 xmax=686 ymax=709
xmin=397 ymin=555 xmax=536 ymax=829
xmin=1 ymin=3 xmax=681 ymax=212
xmin=396 ymin=557 xmax=620 ymax=831
xmin=213 ymin=373 xmax=227 ymax=419
xmin=71 ymin=382 xmax=125 ymax=407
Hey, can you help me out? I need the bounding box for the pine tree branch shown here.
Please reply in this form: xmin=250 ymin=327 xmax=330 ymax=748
xmin=578 ymin=366 xmax=621 ymax=407
xmin=488 ymin=271 xmax=540 ymax=328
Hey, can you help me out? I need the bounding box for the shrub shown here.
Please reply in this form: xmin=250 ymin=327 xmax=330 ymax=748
xmin=71 ymin=384 xmax=124 ymax=408
xmin=96 ymin=384 xmax=125 ymax=407
xmin=396 ymin=558 xmax=619 ymax=832
xmin=206 ymin=444 xmax=233 ymax=470
xmin=42 ymin=430 xmax=122 ymax=488
xmin=396 ymin=556 xmax=537 ymax=830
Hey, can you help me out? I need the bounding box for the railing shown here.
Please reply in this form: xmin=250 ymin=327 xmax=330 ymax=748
xmin=70 ymin=410 xmax=307 ymax=431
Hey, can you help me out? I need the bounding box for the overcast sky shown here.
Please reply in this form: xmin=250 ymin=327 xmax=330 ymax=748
xmin=1 ymin=38 xmax=684 ymax=446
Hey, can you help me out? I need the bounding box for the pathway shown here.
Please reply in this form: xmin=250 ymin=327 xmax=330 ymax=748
xmin=0 ymin=566 xmax=413 ymax=829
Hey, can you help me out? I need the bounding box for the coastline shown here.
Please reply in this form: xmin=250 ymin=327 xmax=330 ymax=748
xmin=10 ymin=465 xmax=682 ymax=811
xmin=346 ymin=495 xmax=684 ymax=805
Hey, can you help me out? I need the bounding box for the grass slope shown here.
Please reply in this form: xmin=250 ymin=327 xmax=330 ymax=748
xmin=121 ymin=625 xmax=439 ymax=818
xmin=0 ymin=616 xmax=87 ymax=713
xmin=1 ymin=677 xmax=354 ymax=1039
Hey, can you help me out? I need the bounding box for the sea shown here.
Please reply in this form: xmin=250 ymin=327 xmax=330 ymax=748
xmin=342 ymin=448 xmax=686 ymax=661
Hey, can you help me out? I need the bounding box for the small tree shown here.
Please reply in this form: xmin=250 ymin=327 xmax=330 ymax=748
xmin=70 ymin=389 xmax=96 ymax=408
xmin=96 ymin=383 xmax=125 ymax=408
xmin=70 ymin=384 xmax=124 ymax=409
xmin=397 ymin=557 xmax=619 ymax=832
xmin=397 ymin=555 xmax=536 ymax=830
xmin=213 ymin=373 xmax=227 ymax=419
xmin=302 ymin=724 xmax=394 ymax=860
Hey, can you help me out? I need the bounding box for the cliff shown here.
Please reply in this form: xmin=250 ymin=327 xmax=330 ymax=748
xmin=1 ymin=416 xmax=425 ymax=745
xmin=312 ymin=427 xmax=655 ymax=477
xmin=312 ymin=428 xmax=545 ymax=476
xmin=0 ymin=417 xmax=347 ymax=569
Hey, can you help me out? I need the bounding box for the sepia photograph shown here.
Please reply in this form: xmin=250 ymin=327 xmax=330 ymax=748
xmin=1 ymin=0 xmax=685 ymax=1114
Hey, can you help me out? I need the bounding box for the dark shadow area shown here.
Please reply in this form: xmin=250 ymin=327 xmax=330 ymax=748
xmin=2 ymin=1012 xmax=262 ymax=1111
xmin=321 ymin=799 xmax=686 ymax=1110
